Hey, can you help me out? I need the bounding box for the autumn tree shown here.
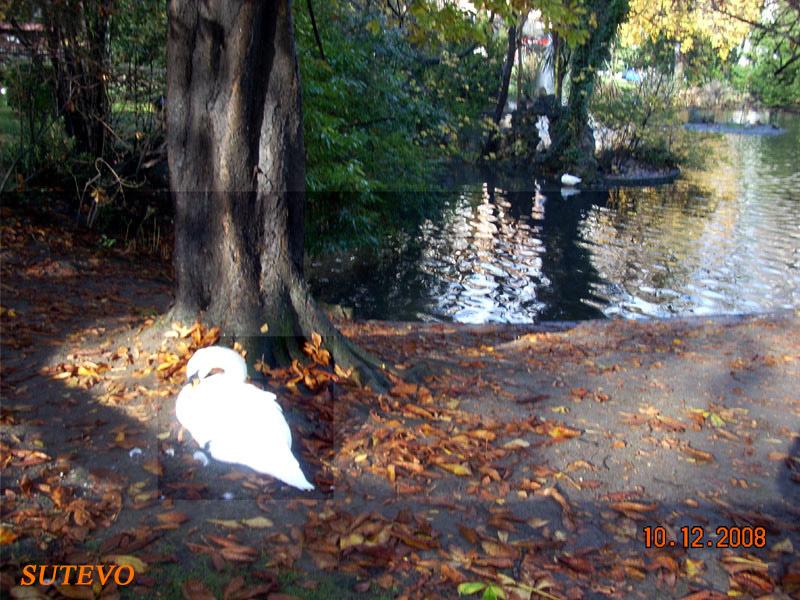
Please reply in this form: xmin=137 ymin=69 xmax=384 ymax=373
xmin=167 ymin=0 xmax=386 ymax=386
xmin=484 ymin=15 xmax=526 ymax=155
xmin=467 ymin=0 xmax=623 ymax=169
xmin=619 ymin=0 xmax=761 ymax=63
xmin=555 ymin=0 xmax=629 ymax=176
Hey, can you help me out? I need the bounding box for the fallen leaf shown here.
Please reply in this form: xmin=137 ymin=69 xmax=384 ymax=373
xmin=468 ymin=429 xmax=497 ymax=442
xmin=208 ymin=519 xmax=243 ymax=530
xmin=182 ymin=579 xmax=215 ymax=600
xmin=771 ymin=538 xmax=793 ymax=553
xmin=527 ymin=517 xmax=548 ymax=529
xmin=503 ymin=438 xmax=530 ymax=449
xmin=685 ymin=558 xmax=705 ymax=578
xmin=458 ymin=525 xmax=480 ymax=545
xmin=390 ymin=382 xmax=419 ymax=397
xmin=241 ymin=516 xmax=273 ymax=529
xmin=608 ymin=501 xmax=658 ymax=515
xmin=681 ymin=445 xmax=715 ymax=463
xmin=679 ymin=592 xmax=726 ymax=600
xmin=142 ymin=459 xmax=163 ymax=476
xmin=339 ymin=532 xmax=364 ymax=549
xmin=437 ymin=462 xmax=472 ymax=476
xmin=440 ymin=563 xmax=466 ymax=584
xmin=546 ymin=424 xmax=581 ymax=439
xmin=102 ymin=554 xmax=147 ymax=573
xmin=0 ymin=525 xmax=19 ymax=545
xmin=54 ymin=585 xmax=94 ymax=600
xmin=157 ymin=512 xmax=190 ymax=525
xmin=458 ymin=582 xmax=487 ymax=595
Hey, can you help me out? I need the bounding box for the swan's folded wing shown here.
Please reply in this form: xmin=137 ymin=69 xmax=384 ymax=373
xmin=178 ymin=378 xmax=294 ymax=450
xmin=206 ymin=428 xmax=314 ymax=490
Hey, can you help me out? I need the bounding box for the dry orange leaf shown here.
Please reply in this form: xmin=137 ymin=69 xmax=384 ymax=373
xmin=142 ymin=458 xmax=163 ymax=476
xmin=440 ymin=563 xmax=466 ymax=584
xmin=390 ymin=382 xmax=419 ymax=397
xmin=547 ymin=424 xmax=581 ymax=439
xmin=679 ymin=592 xmax=727 ymax=600
xmin=0 ymin=525 xmax=19 ymax=545
xmin=458 ymin=525 xmax=480 ymax=545
xmin=481 ymin=539 xmax=519 ymax=559
xmin=681 ymin=445 xmax=715 ymax=462
xmin=608 ymin=501 xmax=658 ymax=513
xmin=732 ymin=571 xmax=774 ymax=594
xmin=157 ymin=511 xmax=190 ymax=525
xmin=468 ymin=429 xmax=497 ymax=442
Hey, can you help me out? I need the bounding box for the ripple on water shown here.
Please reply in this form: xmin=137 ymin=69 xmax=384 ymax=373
xmin=309 ymin=112 xmax=800 ymax=322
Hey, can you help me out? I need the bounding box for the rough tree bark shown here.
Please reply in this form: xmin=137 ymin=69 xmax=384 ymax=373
xmin=167 ymin=0 xmax=386 ymax=388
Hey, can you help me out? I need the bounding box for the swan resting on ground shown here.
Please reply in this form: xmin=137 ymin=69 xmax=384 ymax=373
xmin=176 ymin=346 xmax=314 ymax=491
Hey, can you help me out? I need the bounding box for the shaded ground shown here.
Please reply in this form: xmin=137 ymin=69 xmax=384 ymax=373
xmin=1 ymin=205 xmax=799 ymax=600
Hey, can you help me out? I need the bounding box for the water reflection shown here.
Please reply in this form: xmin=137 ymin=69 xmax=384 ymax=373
xmin=309 ymin=113 xmax=800 ymax=323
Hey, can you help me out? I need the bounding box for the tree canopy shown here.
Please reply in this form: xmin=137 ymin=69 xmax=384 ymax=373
xmin=620 ymin=0 xmax=762 ymax=59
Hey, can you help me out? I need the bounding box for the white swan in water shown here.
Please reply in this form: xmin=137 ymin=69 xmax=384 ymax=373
xmin=560 ymin=173 xmax=582 ymax=186
xmin=176 ymin=346 xmax=314 ymax=491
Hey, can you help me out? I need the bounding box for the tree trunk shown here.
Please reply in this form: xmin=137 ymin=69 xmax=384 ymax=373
xmin=493 ymin=21 xmax=519 ymax=125
xmin=167 ymin=0 xmax=386 ymax=388
xmin=516 ymin=32 xmax=523 ymax=107
xmin=553 ymin=32 xmax=566 ymax=105
xmin=306 ymin=0 xmax=327 ymax=63
xmin=548 ymin=0 xmax=628 ymax=178
xmin=483 ymin=17 xmax=523 ymax=155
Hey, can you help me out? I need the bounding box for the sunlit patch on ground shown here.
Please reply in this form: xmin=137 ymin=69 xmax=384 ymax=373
xmin=1 ymin=206 xmax=799 ymax=599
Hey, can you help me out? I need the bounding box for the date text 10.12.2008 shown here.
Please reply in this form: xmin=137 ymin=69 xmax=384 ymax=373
xmin=643 ymin=526 xmax=766 ymax=549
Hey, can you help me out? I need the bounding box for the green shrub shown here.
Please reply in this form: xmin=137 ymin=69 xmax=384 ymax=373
xmin=294 ymin=2 xmax=502 ymax=254
xmin=591 ymin=71 xmax=686 ymax=172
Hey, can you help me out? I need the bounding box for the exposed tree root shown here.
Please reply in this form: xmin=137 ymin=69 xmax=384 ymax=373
xmin=167 ymin=271 xmax=392 ymax=393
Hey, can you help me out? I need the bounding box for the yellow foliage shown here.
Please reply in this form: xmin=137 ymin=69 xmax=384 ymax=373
xmin=619 ymin=0 xmax=761 ymax=59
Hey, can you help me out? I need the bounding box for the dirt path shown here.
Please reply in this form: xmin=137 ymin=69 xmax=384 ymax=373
xmin=1 ymin=206 xmax=799 ymax=599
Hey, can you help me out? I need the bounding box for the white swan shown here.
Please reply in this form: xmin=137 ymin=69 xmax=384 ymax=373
xmin=186 ymin=346 xmax=248 ymax=383
xmin=176 ymin=346 xmax=314 ymax=490
xmin=560 ymin=173 xmax=582 ymax=186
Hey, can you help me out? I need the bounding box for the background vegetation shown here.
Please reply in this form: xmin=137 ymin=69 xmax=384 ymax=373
xmin=1 ymin=0 xmax=798 ymax=254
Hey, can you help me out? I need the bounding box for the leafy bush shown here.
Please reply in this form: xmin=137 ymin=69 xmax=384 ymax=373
xmin=294 ymin=2 xmax=503 ymax=253
xmin=591 ymin=71 xmax=686 ymax=172
xmin=733 ymin=50 xmax=800 ymax=107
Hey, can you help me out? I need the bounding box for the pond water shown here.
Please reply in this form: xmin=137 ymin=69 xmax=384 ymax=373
xmin=308 ymin=111 xmax=800 ymax=323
